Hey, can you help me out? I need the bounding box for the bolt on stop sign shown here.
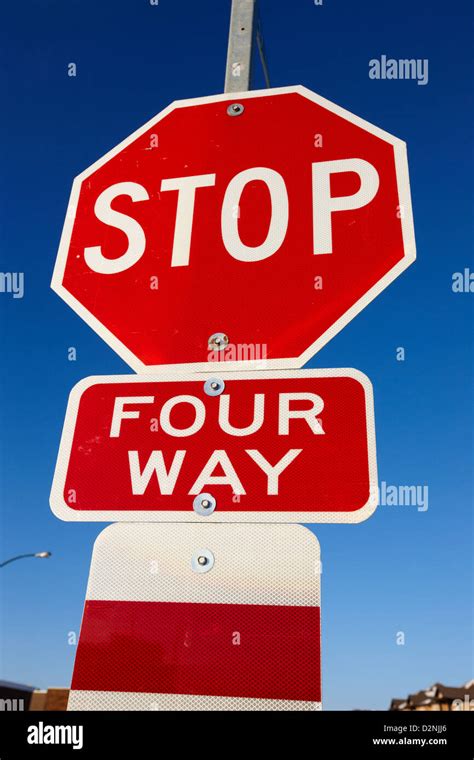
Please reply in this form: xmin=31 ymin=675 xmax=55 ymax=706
xmin=52 ymin=85 xmax=416 ymax=371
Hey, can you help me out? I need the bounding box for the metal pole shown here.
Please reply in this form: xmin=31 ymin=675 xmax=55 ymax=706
xmin=224 ymin=0 xmax=256 ymax=93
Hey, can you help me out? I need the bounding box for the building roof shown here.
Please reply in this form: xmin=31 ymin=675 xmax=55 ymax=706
xmin=390 ymin=698 xmax=405 ymax=710
xmin=0 ymin=680 xmax=36 ymax=692
xmin=390 ymin=681 xmax=473 ymax=710
xmin=407 ymin=691 xmax=433 ymax=707
xmin=433 ymin=683 xmax=474 ymax=701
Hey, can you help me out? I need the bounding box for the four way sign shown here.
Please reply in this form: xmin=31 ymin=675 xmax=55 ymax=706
xmin=68 ymin=523 xmax=321 ymax=711
xmin=50 ymin=368 xmax=377 ymax=523
xmin=52 ymin=85 xmax=416 ymax=372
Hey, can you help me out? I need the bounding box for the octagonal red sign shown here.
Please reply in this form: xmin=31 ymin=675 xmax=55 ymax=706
xmin=52 ymin=85 xmax=416 ymax=371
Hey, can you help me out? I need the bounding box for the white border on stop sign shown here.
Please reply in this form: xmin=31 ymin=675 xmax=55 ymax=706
xmin=51 ymin=84 xmax=416 ymax=374
xmin=49 ymin=367 xmax=378 ymax=523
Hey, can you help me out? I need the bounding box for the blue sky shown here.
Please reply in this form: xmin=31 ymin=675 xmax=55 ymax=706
xmin=0 ymin=0 xmax=472 ymax=710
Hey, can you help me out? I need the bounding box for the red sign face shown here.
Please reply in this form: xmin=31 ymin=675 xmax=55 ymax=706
xmin=52 ymin=85 xmax=415 ymax=371
xmin=50 ymin=369 xmax=377 ymax=523
xmin=68 ymin=522 xmax=322 ymax=711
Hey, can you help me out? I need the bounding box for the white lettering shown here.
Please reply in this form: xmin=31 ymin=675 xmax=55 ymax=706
xmin=84 ymin=182 xmax=149 ymax=273
xmin=159 ymin=395 xmax=206 ymax=437
xmin=161 ymin=174 xmax=216 ymax=266
xmin=246 ymin=449 xmax=302 ymax=495
xmin=189 ymin=450 xmax=245 ymax=494
xmin=221 ymin=168 xmax=289 ymax=261
xmin=128 ymin=450 xmax=186 ymax=495
xmin=218 ymin=393 xmax=265 ymax=436
xmin=110 ymin=396 xmax=154 ymax=438
xmin=278 ymin=393 xmax=325 ymax=435
xmin=312 ymin=158 xmax=379 ymax=254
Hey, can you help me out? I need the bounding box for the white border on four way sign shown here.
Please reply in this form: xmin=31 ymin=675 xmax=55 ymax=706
xmin=50 ymin=367 xmax=378 ymax=524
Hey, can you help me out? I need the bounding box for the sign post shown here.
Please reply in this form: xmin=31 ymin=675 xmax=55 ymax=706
xmin=224 ymin=0 xmax=256 ymax=92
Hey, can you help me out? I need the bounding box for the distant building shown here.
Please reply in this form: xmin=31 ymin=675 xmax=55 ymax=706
xmin=0 ymin=680 xmax=36 ymax=711
xmin=0 ymin=682 xmax=69 ymax=711
xmin=389 ymin=698 xmax=405 ymax=711
xmin=29 ymin=687 xmax=69 ymax=711
xmin=390 ymin=681 xmax=474 ymax=711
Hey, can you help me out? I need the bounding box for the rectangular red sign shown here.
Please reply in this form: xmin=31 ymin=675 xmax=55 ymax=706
xmin=50 ymin=368 xmax=377 ymax=522
xmin=71 ymin=600 xmax=321 ymax=702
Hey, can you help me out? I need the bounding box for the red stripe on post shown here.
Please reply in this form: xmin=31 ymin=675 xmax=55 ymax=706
xmin=72 ymin=600 xmax=321 ymax=702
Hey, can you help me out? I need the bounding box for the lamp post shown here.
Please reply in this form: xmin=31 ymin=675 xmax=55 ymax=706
xmin=0 ymin=552 xmax=52 ymax=568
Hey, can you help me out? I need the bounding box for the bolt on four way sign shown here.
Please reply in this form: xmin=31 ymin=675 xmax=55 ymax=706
xmin=51 ymin=85 xmax=415 ymax=372
xmin=50 ymin=368 xmax=377 ymax=523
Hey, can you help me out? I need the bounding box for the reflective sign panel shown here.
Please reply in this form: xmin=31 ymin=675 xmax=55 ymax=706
xmin=52 ymin=86 xmax=415 ymax=372
xmin=50 ymin=368 xmax=378 ymax=523
xmin=68 ymin=523 xmax=321 ymax=711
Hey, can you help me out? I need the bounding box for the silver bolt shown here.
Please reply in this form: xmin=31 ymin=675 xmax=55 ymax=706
xmin=191 ymin=549 xmax=215 ymax=573
xmin=193 ymin=492 xmax=216 ymax=516
xmin=227 ymin=103 xmax=244 ymax=116
xmin=204 ymin=377 xmax=225 ymax=396
xmin=208 ymin=332 xmax=229 ymax=352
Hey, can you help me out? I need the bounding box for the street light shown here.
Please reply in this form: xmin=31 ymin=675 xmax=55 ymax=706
xmin=0 ymin=552 xmax=52 ymax=568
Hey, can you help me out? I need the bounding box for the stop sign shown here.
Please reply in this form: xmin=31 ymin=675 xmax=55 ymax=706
xmin=52 ymin=85 xmax=416 ymax=371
